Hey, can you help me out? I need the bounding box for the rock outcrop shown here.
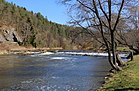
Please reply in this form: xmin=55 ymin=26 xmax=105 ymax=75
xmin=0 ymin=25 xmax=22 ymax=43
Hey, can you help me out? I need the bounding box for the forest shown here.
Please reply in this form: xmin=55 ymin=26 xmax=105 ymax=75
xmin=0 ymin=0 xmax=95 ymax=50
xmin=0 ymin=0 xmax=139 ymax=53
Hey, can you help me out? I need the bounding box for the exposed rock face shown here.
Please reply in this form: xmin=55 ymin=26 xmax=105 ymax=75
xmin=0 ymin=25 xmax=22 ymax=43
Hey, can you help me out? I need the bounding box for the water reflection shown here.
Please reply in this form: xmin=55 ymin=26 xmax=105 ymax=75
xmin=0 ymin=54 xmax=111 ymax=91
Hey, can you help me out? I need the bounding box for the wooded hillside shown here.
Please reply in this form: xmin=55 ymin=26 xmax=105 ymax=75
xmin=0 ymin=0 xmax=94 ymax=49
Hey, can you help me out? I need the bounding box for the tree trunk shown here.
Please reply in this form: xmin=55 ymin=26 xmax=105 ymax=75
xmin=127 ymin=51 xmax=134 ymax=61
xmin=107 ymin=46 xmax=122 ymax=71
xmin=107 ymin=48 xmax=116 ymax=70
xmin=116 ymin=53 xmax=124 ymax=66
xmin=111 ymin=31 xmax=122 ymax=71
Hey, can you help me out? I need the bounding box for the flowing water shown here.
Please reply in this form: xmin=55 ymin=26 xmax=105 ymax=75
xmin=0 ymin=52 xmax=111 ymax=91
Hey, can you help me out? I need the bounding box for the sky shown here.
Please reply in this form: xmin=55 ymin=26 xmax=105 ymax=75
xmin=5 ymin=0 xmax=69 ymax=24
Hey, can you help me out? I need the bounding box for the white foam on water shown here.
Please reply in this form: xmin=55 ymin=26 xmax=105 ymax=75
xmin=40 ymin=86 xmax=46 ymax=91
xmin=51 ymin=76 xmax=59 ymax=79
xmin=57 ymin=52 xmax=109 ymax=56
xmin=38 ymin=52 xmax=54 ymax=56
xmin=51 ymin=57 xmax=69 ymax=60
xmin=50 ymin=56 xmax=78 ymax=61
xmin=30 ymin=52 xmax=54 ymax=57
xmin=57 ymin=52 xmax=128 ymax=58
xmin=29 ymin=51 xmax=128 ymax=59
xmin=21 ymin=80 xmax=33 ymax=84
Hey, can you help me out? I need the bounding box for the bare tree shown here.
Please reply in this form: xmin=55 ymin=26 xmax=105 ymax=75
xmin=60 ymin=0 xmax=134 ymax=71
xmin=116 ymin=1 xmax=139 ymax=55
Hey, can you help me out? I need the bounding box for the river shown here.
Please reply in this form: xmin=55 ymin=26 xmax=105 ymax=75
xmin=0 ymin=52 xmax=111 ymax=91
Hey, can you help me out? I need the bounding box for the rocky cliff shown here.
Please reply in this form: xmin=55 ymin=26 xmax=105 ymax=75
xmin=0 ymin=25 xmax=23 ymax=50
xmin=0 ymin=25 xmax=22 ymax=43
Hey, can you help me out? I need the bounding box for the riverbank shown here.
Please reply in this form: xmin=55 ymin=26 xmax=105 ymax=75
xmin=0 ymin=50 xmax=9 ymax=55
xmin=98 ymin=55 xmax=139 ymax=91
xmin=0 ymin=46 xmax=63 ymax=55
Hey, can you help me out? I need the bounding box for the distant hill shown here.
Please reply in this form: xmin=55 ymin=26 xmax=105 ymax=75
xmin=0 ymin=0 xmax=95 ymax=50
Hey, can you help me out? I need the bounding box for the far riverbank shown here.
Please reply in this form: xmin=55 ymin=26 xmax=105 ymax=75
xmin=0 ymin=47 xmax=63 ymax=55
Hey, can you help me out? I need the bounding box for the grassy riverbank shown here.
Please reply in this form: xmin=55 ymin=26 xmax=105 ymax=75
xmin=98 ymin=55 xmax=139 ymax=91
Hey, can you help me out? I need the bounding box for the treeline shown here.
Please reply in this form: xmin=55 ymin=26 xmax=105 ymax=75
xmin=0 ymin=0 xmax=93 ymax=49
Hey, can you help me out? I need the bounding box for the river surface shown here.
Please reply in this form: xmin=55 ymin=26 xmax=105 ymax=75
xmin=0 ymin=53 xmax=111 ymax=91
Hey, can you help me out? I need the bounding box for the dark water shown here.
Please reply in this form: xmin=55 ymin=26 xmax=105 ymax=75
xmin=0 ymin=53 xmax=111 ymax=91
